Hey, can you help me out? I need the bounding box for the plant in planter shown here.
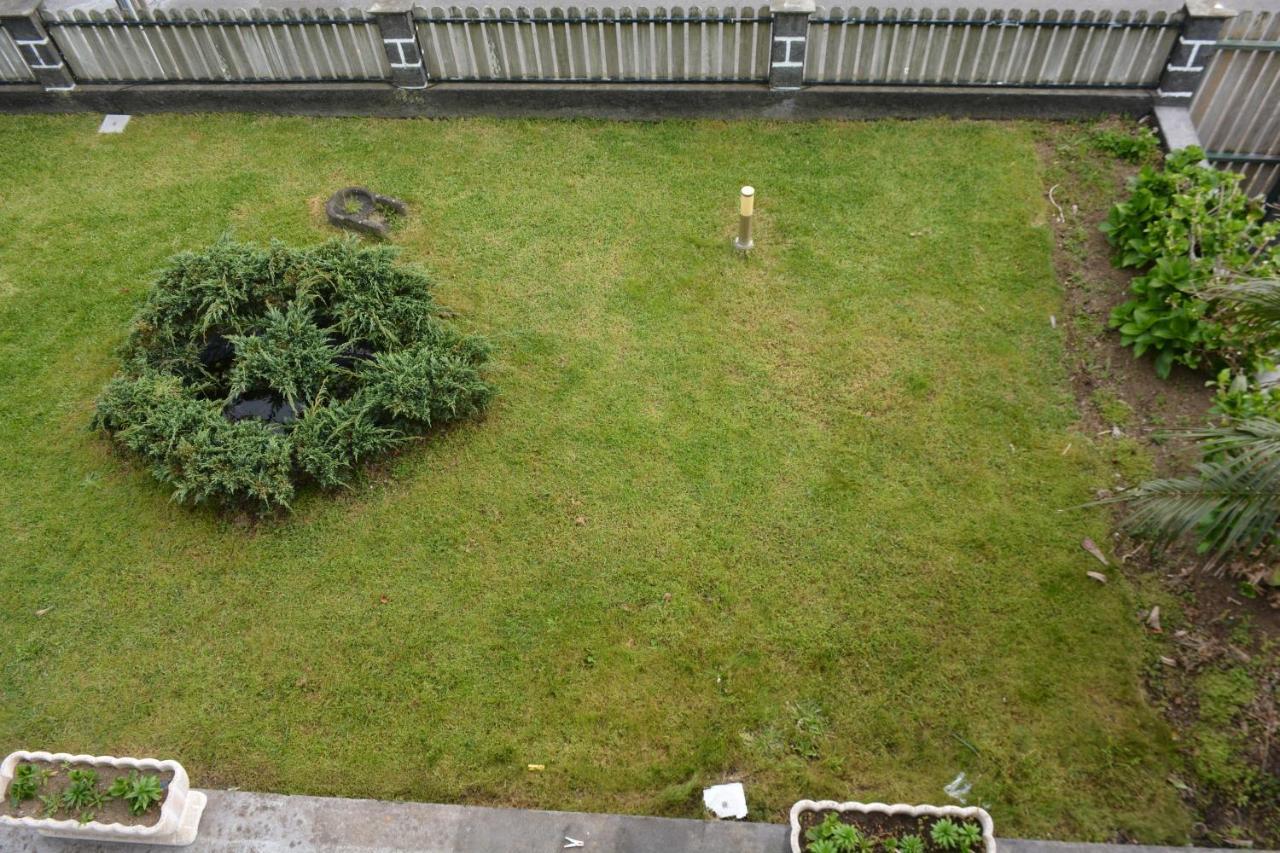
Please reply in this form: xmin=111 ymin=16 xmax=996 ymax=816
xmin=92 ymin=238 xmax=493 ymax=514
xmin=0 ymin=751 xmax=205 ymax=846
xmin=61 ymin=768 xmax=105 ymax=822
xmin=7 ymin=764 xmax=43 ymax=807
xmin=790 ymin=801 xmax=994 ymax=853
xmin=109 ymin=771 xmax=166 ymax=816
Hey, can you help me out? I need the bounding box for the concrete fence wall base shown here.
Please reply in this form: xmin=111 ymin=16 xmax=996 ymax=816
xmin=0 ymin=81 xmax=1155 ymax=119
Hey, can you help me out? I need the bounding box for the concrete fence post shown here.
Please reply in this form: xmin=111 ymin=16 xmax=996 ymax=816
xmin=1156 ymin=0 xmax=1236 ymax=106
xmin=0 ymin=0 xmax=75 ymax=92
xmin=370 ymin=0 xmax=428 ymax=90
xmin=768 ymin=0 xmax=813 ymax=91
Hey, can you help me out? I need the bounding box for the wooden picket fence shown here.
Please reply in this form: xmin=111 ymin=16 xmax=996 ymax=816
xmin=804 ymin=7 xmax=1181 ymax=87
xmin=413 ymin=6 xmax=772 ymax=81
xmin=0 ymin=27 xmax=33 ymax=81
xmin=41 ymin=6 xmax=388 ymax=83
xmin=1192 ymin=8 xmax=1280 ymax=197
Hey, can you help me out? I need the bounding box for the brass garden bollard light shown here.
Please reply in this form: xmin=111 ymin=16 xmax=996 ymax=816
xmin=734 ymin=185 xmax=755 ymax=252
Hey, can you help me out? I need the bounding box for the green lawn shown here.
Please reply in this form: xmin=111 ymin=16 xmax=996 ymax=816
xmin=0 ymin=115 xmax=1189 ymax=841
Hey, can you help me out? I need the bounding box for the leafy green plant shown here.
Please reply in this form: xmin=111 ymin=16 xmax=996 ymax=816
xmin=895 ymin=835 xmax=925 ymax=853
xmin=60 ymin=769 xmax=103 ymax=812
xmin=38 ymin=793 xmax=60 ymax=818
xmin=1091 ymin=126 xmax=1160 ymax=163
xmin=1103 ymin=148 xmax=1280 ymax=378
xmin=8 ymin=764 xmax=41 ymax=806
xmin=107 ymin=771 xmax=165 ymax=815
xmin=1103 ymin=418 xmax=1280 ymax=568
xmin=832 ymin=822 xmax=875 ymax=853
xmin=807 ymin=812 xmax=843 ymax=845
xmin=1206 ymin=276 xmax=1280 ymax=375
xmin=807 ymin=813 xmax=866 ymax=852
xmin=929 ymin=818 xmax=982 ymax=853
xmin=957 ymin=822 xmax=982 ymax=852
xmin=1210 ymin=370 xmax=1280 ymax=422
xmin=92 ymin=238 xmax=494 ymax=513
xmin=804 ymin=812 xmax=889 ymax=853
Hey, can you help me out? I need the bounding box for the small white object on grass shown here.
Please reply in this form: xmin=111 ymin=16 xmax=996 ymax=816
xmin=944 ymin=772 xmax=971 ymax=803
xmin=98 ymin=114 xmax=130 ymax=134
xmin=1081 ymin=538 xmax=1110 ymax=566
xmin=703 ymin=782 xmax=748 ymax=819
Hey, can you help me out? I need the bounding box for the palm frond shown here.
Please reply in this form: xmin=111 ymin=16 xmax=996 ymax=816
xmin=1204 ymin=277 xmax=1280 ymax=325
xmin=1100 ymin=418 xmax=1280 ymax=563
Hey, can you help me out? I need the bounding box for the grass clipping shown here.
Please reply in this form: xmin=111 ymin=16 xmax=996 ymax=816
xmin=93 ymin=239 xmax=493 ymax=513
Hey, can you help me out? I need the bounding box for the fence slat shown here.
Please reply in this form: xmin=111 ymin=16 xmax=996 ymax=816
xmin=1193 ymin=9 xmax=1280 ymax=197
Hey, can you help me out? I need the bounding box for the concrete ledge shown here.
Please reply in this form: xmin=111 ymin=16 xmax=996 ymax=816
xmin=1153 ymin=105 xmax=1203 ymax=152
xmin=0 ymin=790 xmax=1270 ymax=853
xmin=0 ymin=81 xmax=1154 ymax=120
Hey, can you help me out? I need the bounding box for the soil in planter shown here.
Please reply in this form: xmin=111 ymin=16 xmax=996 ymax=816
xmin=798 ymin=808 xmax=985 ymax=852
xmin=2 ymin=760 xmax=174 ymax=828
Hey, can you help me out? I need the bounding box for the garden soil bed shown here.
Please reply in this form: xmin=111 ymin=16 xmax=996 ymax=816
xmin=1040 ymin=120 xmax=1280 ymax=847
xmin=1 ymin=759 xmax=174 ymax=827
xmin=796 ymin=808 xmax=984 ymax=851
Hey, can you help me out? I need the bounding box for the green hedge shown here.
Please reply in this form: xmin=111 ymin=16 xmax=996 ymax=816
xmin=93 ymin=239 xmax=493 ymax=512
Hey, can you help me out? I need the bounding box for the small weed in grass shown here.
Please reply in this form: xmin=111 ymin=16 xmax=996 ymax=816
xmin=1191 ymin=667 xmax=1265 ymax=804
xmin=1103 ymin=435 xmax=1155 ymax=488
xmin=1090 ymin=127 xmax=1160 ymax=164
xmin=1091 ymin=389 xmax=1135 ymax=428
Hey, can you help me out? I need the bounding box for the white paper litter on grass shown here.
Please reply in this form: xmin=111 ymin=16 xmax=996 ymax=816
xmin=98 ymin=115 xmax=130 ymax=134
xmin=703 ymin=782 xmax=748 ymax=819
xmin=944 ymin=772 xmax=972 ymax=803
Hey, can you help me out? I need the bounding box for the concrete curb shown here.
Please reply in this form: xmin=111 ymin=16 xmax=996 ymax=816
xmin=0 ymin=790 xmax=1271 ymax=853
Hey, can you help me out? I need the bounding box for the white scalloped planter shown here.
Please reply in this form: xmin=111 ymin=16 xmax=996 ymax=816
xmin=790 ymin=800 xmax=996 ymax=853
xmin=0 ymin=751 xmax=206 ymax=846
